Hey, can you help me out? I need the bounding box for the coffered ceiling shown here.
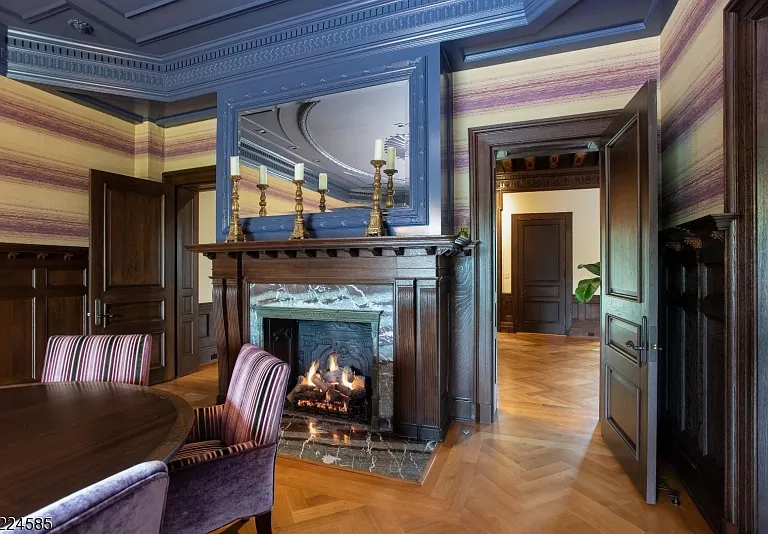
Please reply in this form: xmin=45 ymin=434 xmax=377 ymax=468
xmin=0 ymin=0 xmax=346 ymax=55
xmin=0 ymin=0 xmax=676 ymax=119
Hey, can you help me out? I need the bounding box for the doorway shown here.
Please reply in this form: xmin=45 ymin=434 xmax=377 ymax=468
xmin=162 ymin=166 xmax=217 ymax=379
xmin=471 ymin=83 xmax=662 ymax=505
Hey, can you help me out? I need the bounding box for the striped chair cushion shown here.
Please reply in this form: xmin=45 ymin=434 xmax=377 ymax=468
xmin=168 ymin=440 xmax=260 ymax=470
xmin=220 ymin=344 xmax=290 ymax=447
xmin=41 ymin=335 xmax=152 ymax=386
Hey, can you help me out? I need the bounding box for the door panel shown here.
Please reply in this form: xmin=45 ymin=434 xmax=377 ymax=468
xmin=512 ymin=213 xmax=571 ymax=335
xmin=90 ymin=170 xmax=174 ymax=385
xmin=176 ymin=187 xmax=199 ymax=378
xmin=600 ymin=80 xmax=659 ymax=503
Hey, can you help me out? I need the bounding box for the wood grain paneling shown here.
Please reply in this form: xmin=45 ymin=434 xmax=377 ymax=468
xmin=395 ymin=280 xmax=417 ymax=437
xmin=660 ymin=215 xmax=732 ymax=533
xmin=198 ymin=302 xmax=217 ymax=365
xmin=450 ymin=255 xmax=474 ymax=420
xmin=0 ymin=244 xmax=87 ymax=385
xmin=570 ymin=295 xmax=600 ymax=337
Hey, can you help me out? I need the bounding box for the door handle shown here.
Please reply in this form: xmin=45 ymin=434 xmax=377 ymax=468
xmin=625 ymin=340 xmax=646 ymax=351
xmin=93 ymin=298 xmax=114 ymax=326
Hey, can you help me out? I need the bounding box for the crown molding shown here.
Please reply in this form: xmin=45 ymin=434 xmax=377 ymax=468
xmin=2 ymin=0 xmax=561 ymax=101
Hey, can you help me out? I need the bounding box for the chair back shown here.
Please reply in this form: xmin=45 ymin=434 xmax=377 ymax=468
xmin=41 ymin=335 xmax=152 ymax=386
xmin=220 ymin=344 xmax=290 ymax=447
xmin=27 ymin=461 xmax=168 ymax=533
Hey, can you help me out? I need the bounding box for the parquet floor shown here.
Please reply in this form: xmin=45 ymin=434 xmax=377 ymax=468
xmin=156 ymin=333 xmax=711 ymax=533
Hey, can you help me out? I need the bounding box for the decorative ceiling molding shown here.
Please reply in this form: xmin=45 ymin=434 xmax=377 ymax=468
xmin=496 ymin=167 xmax=600 ymax=192
xmin=3 ymin=0 xmax=560 ymax=101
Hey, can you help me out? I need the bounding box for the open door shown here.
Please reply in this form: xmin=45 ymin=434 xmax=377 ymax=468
xmin=599 ymin=81 xmax=659 ymax=503
xmin=89 ymin=170 xmax=175 ymax=385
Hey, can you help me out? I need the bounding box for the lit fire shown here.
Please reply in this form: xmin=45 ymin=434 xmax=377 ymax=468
xmin=286 ymin=355 xmax=367 ymax=418
xmin=306 ymin=361 xmax=320 ymax=387
xmin=342 ymin=367 xmax=355 ymax=389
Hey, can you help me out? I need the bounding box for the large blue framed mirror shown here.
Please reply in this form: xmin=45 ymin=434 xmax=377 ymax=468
xmin=216 ymin=45 xmax=442 ymax=241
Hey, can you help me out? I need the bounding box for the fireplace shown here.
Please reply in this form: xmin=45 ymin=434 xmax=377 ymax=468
xmin=191 ymin=236 xmax=472 ymax=441
xmin=251 ymin=296 xmax=390 ymax=430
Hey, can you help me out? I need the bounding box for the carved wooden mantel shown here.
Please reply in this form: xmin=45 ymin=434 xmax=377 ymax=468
xmin=187 ymin=236 xmax=474 ymax=440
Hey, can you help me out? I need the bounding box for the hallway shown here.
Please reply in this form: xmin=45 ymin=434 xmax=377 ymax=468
xmin=157 ymin=333 xmax=710 ymax=533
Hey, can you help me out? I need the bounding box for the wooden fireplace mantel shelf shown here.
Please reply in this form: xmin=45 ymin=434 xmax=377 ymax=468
xmin=187 ymin=235 xmax=476 ymax=260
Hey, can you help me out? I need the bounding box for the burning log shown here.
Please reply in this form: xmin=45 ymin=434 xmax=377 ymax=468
xmin=326 ymin=388 xmax=349 ymax=404
xmin=323 ymin=369 xmax=343 ymax=384
xmin=286 ymin=377 xmax=325 ymax=403
xmin=311 ymin=374 xmax=331 ymax=393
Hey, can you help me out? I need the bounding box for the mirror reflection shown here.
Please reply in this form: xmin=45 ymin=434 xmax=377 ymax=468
xmin=236 ymin=80 xmax=411 ymax=218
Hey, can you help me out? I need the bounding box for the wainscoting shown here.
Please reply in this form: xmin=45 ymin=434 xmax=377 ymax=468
xmin=498 ymin=293 xmax=599 ymax=337
xmin=198 ymin=302 xmax=216 ymax=366
xmin=660 ymin=215 xmax=730 ymax=533
xmin=0 ymin=243 xmax=88 ymax=385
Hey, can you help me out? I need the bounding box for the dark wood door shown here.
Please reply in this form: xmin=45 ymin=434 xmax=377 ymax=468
xmin=89 ymin=170 xmax=175 ymax=385
xmin=599 ymin=81 xmax=659 ymax=503
xmin=176 ymin=187 xmax=199 ymax=378
xmin=512 ymin=212 xmax=572 ymax=335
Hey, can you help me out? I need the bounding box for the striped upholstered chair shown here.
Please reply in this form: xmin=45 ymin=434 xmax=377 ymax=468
xmin=41 ymin=335 xmax=152 ymax=386
xmin=161 ymin=344 xmax=290 ymax=534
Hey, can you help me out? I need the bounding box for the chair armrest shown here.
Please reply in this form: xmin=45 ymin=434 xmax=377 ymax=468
xmin=162 ymin=443 xmax=279 ymax=534
xmin=188 ymin=404 xmax=224 ymax=442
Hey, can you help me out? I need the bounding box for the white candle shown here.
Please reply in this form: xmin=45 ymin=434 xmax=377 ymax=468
xmin=294 ymin=163 xmax=305 ymax=182
xmin=259 ymin=165 xmax=268 ymax=185
xmin=374 ymin=139 xmax=384 ymax=161
xmin=386 ymin=147 xmax=396 ymax=170
xmin=318 ymin=173 xmax=328 ymax=190
xmin=230 ymin=156 xmax=240 ymax=176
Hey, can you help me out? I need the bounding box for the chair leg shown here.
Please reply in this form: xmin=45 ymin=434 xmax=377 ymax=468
xmin=254 ymin=511 xmax=272 ymax=534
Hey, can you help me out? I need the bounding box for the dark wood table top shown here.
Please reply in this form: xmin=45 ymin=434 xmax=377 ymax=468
xmin=0 ymin=382 xmax=193 ymax=518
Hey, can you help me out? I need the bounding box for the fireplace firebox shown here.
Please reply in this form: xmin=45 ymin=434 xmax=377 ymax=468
xmin=254 ymin=307 xmax=384 ymax=429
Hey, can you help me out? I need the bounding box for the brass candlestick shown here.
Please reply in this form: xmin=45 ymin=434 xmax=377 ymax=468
xmin=257 ymin=184 xmax=269 ymax=217
xmin=318 ymin=189 xmax=328 ymax=212
xmin=365 ymin=160 xmax=387 ymax=237
xmin=383 ymin=169 xmax=397 ymax=209
xmin=225 ymin=174 xmax=245 ymax=243
xmin=289 ymin=179 xmax=309 ymax=239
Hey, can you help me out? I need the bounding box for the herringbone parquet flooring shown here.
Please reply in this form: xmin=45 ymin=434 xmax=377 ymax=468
xmin=158 ymin=333 xmax=711 ymax=534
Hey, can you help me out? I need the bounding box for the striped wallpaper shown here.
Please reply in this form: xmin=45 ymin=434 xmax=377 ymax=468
xmin=1 ymin=12 xmax=728 ymax=245
xmin=660 ymin=0 xmax=727 ymax=227
xmin=0 ymin=76 xmax=216 ymax=246
xmin=452 ymin=37 xmax=661 ymax=230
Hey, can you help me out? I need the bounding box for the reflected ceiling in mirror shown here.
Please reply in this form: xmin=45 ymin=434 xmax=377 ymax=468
xmin=237 ymin=80 xmax=410 ymax=218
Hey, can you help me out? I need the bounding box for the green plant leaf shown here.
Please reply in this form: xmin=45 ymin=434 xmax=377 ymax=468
xmin=575 ymin=277 xmax=601 ymax=303
xmin=577 ymin=262 xmax=601 ymax=277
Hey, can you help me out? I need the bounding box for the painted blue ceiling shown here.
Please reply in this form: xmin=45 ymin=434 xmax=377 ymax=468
xmin=0 ymin=0 xmax=676 ymax=121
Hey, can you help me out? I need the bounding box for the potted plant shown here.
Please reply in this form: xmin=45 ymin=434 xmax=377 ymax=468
xmin=575 ymin=262 xmax=601 ymax=303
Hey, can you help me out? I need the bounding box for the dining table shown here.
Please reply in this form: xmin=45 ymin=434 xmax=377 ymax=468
xmin=0 ymin=381 xmax=193 ymax=520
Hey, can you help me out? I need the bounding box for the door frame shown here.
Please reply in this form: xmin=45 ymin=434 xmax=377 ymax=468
xmin=511 ymin=212 xmax=573 ymax=335
xmin=724 ymin=1 xmax=768 ymax=531
xmin=162 ymin=165 xmax=216 ymax=379
xmin=469 ymin=110 xmax=619 ymax=423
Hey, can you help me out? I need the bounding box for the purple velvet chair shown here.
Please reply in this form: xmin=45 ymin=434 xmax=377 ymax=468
xmin=25 ymin=461 xmax=169 ymax=533
xmin=161 ymin=344 xmax=290 ymax=534
xmin=41 ymin=335 xmax=152 ymax=386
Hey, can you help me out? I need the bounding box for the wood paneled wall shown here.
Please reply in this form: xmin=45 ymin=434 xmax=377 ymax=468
xmin=660 ymin=216 xmax=730 ymax=532
xmin=198 ymin=302 xmax=217 ymax=365
xmin=0 ymin=244 xmax=88 ymax=385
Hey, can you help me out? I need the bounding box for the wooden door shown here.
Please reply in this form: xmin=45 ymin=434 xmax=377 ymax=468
xmin=599 ymin=81 xmax=659 ymax=503
xmin=512 ymin=212 xmax=572 ymax=335
xmin=176 ymin=187 xmax=199 ymax=377
xmin=89 ymin=170 xmax=175 ymax=385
